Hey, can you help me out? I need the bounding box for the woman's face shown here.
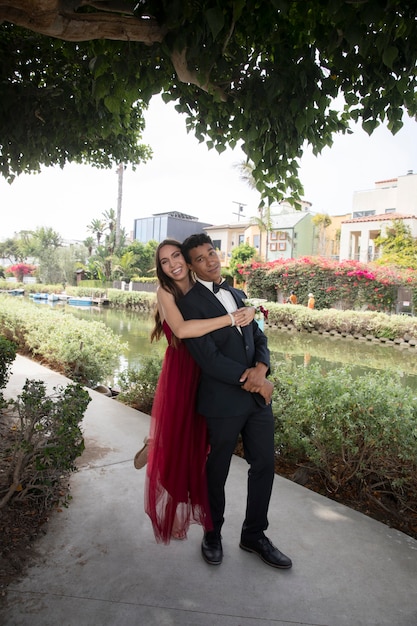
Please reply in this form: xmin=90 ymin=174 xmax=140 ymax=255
xmin=158 ymin=245 xmax=189 ymax=282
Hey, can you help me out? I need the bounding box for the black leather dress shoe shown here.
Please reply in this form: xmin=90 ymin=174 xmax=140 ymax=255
xmin=239 ymin=536 xmax=292 ymax=569
xmin=201 ymin=532 xmax=223 ymax=565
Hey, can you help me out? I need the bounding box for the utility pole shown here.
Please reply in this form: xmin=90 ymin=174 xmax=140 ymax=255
xmin=232 ymin=201 xmax=247 ymax=222
xmin=116 ymin=162 xmax=124 ymax=248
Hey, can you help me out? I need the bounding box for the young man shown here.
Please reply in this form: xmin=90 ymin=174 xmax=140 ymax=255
xmin=178 ymin=233 xmax=292 ymax=570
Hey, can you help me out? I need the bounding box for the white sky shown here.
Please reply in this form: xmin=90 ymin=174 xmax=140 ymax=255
xmin=1 ymin=94 xmax=417 ymax=242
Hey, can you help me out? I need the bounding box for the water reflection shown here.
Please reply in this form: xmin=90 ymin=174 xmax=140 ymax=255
xmin=63 ymin=305 xmax=166 ymax=369
xmin=266 ymin=327 xmax=417 ymax=377
xmin=63 ymin=305 xmax=417 ymax=390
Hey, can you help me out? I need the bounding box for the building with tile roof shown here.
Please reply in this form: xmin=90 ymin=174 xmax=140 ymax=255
xmin=339 ymin=171 xmax=417 ymax=262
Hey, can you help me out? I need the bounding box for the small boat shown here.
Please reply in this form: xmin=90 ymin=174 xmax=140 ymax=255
xmin=32 ymin=293 xmax=48 ymax=300
xmin=7 ymin=288 xmax=25 ymax=296
xmin=68 ymin=297 xmax=93 ymax=306
xmin=48 ymin=293 xmax=60 ymax=302
xmin=92 ymin=297 xmax=110 ymax=306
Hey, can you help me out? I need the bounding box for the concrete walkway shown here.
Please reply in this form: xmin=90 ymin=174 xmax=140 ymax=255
xmin=1 ymin=355 xmax=417 ymax=626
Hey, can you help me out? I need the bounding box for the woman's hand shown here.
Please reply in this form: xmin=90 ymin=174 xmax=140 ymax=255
xmin=232 ymin=306 xmax=256 ymax=327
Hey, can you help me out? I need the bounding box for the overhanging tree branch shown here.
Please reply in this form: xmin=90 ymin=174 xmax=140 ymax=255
xmin=0 ymin=0 xmax=166 ymax=42
xmin=1 ymin=1 xmax=416 ymax=201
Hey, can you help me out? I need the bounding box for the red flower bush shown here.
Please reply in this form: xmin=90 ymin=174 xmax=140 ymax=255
xmin=7 ymin=263 xmax=37 ymax=282
xmin=241 ymin=257 xmax=417 ymax=313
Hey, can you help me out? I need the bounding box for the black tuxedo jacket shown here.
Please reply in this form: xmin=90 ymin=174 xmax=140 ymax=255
xmin=177 ymin=282 xmax=270 ymax=418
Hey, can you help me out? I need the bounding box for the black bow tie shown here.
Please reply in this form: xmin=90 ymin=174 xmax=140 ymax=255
xmin=213 ymin=281 xmax=230 ymax=294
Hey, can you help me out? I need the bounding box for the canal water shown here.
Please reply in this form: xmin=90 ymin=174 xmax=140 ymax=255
xmin=61 ymin=304 xmax=417 ymax=390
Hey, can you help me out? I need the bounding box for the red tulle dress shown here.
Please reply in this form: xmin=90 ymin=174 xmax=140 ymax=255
xmin=144 ymin=321 xmax=213 ymax=543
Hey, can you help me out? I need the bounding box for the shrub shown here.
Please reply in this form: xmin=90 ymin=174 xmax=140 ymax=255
xmin=0 ymin=335 xmax=16 ymax=407
xmin=270 ymin=360 xmax=417 ymax=513
xmin=7 ymin=263 xmax=37 ymax=282
xmin=117 ymin=355 xmax=163 ymax=414
xmin=106 ymin=288 xmax=156 ymax=312
xmin=0 ymin=295 xmax=126 ymax=386
xmin=0 ymin=379 xmax=90 ymax=510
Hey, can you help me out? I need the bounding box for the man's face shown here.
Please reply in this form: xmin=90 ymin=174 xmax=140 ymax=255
xmin=187 ymin=243 xmax=222 ymax=283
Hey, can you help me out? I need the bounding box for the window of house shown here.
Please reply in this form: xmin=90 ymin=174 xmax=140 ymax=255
xmin=352 ymin=210 xmax=376 ymax=219
xmin=385 ymin=208 xmax=396 ymax=214
xmin=253 ymin=235 xmax=260 ymax=248
xmin=239 ymin=234 xmax=244 ymax=245
xmin=212 ymin=239 xmax=221 ymax=250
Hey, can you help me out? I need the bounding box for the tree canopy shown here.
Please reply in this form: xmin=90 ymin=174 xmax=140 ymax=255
xmin=1 ymin=1 xmax=416 ymax=202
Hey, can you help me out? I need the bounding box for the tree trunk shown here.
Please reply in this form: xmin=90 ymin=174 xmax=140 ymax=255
xmin=116 ymin=163 xmax=123 ymax=249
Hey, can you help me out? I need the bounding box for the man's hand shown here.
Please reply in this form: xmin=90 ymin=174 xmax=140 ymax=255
xmin=239 ymin=362 xmax=269 ymax=394
xmin=259 ymin=379 xmax=274 ymax=405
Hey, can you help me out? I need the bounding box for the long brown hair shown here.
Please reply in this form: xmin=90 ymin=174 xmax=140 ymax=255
xmin=150 ymin=239 xmax=192 ymax=344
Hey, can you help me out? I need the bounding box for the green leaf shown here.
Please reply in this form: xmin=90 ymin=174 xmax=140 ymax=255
xmin=104 ymin=96 xmax=121 ymax=115
xmin=204 ymin=8 xmax=225 ymax=41
xmin=382 ymin=45 xmax=398 ymax=70
xmin=362 ymin=118 xmax=379 ymax=135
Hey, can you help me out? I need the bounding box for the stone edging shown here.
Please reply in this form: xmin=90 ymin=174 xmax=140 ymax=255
xmin=267 ymin=323 xmax=417 ymax=349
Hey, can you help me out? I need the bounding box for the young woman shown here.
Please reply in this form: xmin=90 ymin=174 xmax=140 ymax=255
xmin=141 ymin=239 xmax=255 ymax=543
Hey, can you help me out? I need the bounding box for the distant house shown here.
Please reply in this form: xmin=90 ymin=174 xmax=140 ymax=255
xmin=133 ymin=211 xmax=212 ymax=244
xmin=204 ymin=200 xmax=316 ymax=265
xmin=268 ymin=205 xmax=314 ymax=260
xmin=204 ymin=222 xmax=251 ymax=265
xmin=339 ymin=171 xmax=417 ymax=262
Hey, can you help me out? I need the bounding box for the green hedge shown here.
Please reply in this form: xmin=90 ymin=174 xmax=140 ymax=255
xmin=0 ymin=280 xmax=105 ymax=298
xmin=266 ymin=302 xmax=417 ymax=340
xmin=270 ymin=360 xmax=417 ymax=514
xmin=105 ymin=288 xmax=156 ymax=311
xmin=0 ymin=295 xmax=126 ymax=386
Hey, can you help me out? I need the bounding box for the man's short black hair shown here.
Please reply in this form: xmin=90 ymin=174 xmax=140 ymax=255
xmin=182 ymin=233 xmax=213 ymax=263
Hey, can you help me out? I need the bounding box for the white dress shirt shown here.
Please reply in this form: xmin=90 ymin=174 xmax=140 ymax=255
xmin=197 ymin=278 xmax=242 ymax=333
xmin=197 ymin=278 xmax=237 ymax=313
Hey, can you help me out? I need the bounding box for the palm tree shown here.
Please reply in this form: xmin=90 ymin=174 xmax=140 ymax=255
xmin=115 ymin=162 xmax=125 ymax=249
xmin=83 ymin=236 xmax=95 ymax=256
xmin=103 ymin=208 xmax=116 ymax=231
xmin=312 ymin=214 xmax=332 ymax=256
xmin=235 ymin=160 xmax=257 ymax=190
xmin=251 ymin=206 xmax=273 ymax=260
xmin=234 ymin=160 xmax=271 ymax=260
xmin=111 ymin=251 xmax=139 ymax=282
xmin=86 ymin=257 xmax=108 ymax=283
xmin=87 ymin=218 xmax=106 ymax=247
xmin=103 ymin=208 xmax=117 ymax=254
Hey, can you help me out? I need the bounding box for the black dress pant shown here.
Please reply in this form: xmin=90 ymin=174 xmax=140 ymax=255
xmin=204 ymin=404 xmax=275 ymax=540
